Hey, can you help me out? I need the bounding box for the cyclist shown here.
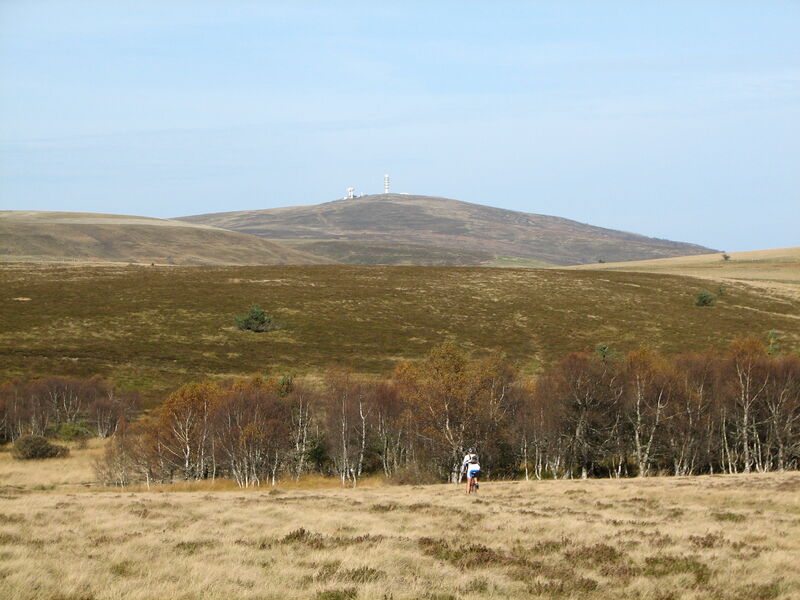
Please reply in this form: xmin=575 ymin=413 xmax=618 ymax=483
xmin=461 ymin=448 xmax=481 ymax=494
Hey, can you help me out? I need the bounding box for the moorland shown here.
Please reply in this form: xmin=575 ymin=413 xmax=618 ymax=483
xmin=1 ymin=240 xmax=799 ymax=600
xmin=1 ymin=262 xmax=798 ymax=394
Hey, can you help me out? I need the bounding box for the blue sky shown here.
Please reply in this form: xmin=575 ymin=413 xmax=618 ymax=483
xmin=1 ymin=1 xmax=798 ymax=251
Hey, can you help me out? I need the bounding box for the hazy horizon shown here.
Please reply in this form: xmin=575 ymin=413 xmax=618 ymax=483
xmin=1 ymin=2 xmax=798 ymax=252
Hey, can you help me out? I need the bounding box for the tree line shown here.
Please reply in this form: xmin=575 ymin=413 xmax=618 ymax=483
xmin=2 ymin=338 xmax=798 ymax=486
xmin=0 ymin=375 xmax=137 ymax=443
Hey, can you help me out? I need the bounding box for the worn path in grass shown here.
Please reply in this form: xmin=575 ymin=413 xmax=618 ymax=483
xmin=0 ymin=461 xmax=797 ymax=600
xmin=2 ymin=264 xmax=798 ymax=394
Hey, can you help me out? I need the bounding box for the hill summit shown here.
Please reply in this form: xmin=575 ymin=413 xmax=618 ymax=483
xmin=179 ymin=194 xmax=716 ymax=266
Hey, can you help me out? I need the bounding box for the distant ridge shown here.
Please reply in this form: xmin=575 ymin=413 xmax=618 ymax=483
xmin=179 ymin=194 xmax=716 ymax=266
xmin=0 ymin=211 xmax=333 ymax=265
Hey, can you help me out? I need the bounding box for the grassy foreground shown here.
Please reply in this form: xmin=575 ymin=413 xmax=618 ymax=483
xmin=2 ymin=263 xmax=798 ymax=394
xmin=0 ymin=445 xmax=798 ymax=599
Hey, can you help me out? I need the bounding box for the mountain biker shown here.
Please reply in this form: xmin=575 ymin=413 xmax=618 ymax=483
xmin=461 ymin=448 xmax=481 ymax=494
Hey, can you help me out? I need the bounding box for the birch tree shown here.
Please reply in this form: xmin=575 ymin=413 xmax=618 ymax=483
xmin=622 ymin=349 xmax=673 ymax=477
xmin=158 ymin=382 xmax=219 ymax=480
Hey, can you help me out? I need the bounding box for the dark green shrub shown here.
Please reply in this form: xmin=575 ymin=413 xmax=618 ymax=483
xmin=52 ymin=421 xmax=93 ymax=441
xmin=695 ymin=291 xmax=715 ymax=307
xmin=11 ymin=435 xmax=69 ymax=460
xmin=595 ymin=343 xmax=616 ymax=362
xmin=767 ymin=330 xmax=781 ymax=355
xmin=234 ymin=304 xmax=276 ymax=332
xmin=278 ymin=373 xmax=294 ymax=396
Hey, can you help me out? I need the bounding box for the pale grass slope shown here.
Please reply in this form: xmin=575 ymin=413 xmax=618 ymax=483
xmin=571 ymin=247 xmax=800 ymax=300
xmin=0 ymin=211 xmax=332 ymax=265
xmin=0 ymin=443 xmax=798 ymax=600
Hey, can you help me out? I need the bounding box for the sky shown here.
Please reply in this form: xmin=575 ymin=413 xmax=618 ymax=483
xmin=1 ymin=1 xmax=798 ymax=251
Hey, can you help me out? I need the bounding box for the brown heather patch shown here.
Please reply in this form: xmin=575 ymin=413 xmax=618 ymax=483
xmin=563 ymin=542 xmax=625 ymax=566
xmin=529 ymin=537 xmax=571 ymax=554
xmin=314 ymin=588 xmax=357 ymax=600
xmin=712 ymin=511 xmax=747 ymax=523
xmin=642 ymin=553 xmax=712 ymax=585
xmin=688 ymin=532 xmax=727 ymax=549
xmin=418 ymin=537 xmax=520 ymax=569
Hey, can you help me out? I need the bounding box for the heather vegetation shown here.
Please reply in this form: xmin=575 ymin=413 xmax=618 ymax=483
xmin=1 ymin=262 xmax=798 ymax=598
xmin=1 ymin=263 xmax=797 ymax=393
xmin=178 ymin=193 xmax=716 ymax=266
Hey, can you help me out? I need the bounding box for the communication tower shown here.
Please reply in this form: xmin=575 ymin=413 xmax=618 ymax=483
xmin=384 ymin=174 xmax=390 ymax=194
xmin=345 ymin=187 xmax=355 ymax=199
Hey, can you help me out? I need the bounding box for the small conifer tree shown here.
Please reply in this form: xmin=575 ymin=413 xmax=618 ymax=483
xmin=695 ymin=290 xmax=715 ymax=307
xmin=234 ymin=304 xmax=275 ymax=332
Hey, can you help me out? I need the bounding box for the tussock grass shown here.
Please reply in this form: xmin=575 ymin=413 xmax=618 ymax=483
xmin=0 ymin=460 xmax=798 ymax=599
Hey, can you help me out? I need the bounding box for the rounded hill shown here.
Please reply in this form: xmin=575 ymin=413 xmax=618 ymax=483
xmin=179 ymin=194 xmax=716 ymax=266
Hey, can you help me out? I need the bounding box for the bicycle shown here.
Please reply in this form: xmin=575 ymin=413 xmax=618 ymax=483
xmin=467 ymin=469 xmax=480 ymax=494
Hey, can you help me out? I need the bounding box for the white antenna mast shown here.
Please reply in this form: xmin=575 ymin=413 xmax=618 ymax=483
xmin=384 ymin=174 xmax=390 ymax=194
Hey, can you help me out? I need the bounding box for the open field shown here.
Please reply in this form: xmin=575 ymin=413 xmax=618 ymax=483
xmin=1 ymin=263 xmax=798 ymax=394
xmin=0 ymin=445 xmax=798 ymax=599
xmin=571 ymin=247 xmax=800 ymax=300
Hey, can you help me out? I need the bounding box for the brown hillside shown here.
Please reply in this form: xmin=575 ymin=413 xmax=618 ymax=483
xmin=178 ymin=194 xmax=715 ymax=266
xmin=0 ymin=211 xmax=333 ymax=265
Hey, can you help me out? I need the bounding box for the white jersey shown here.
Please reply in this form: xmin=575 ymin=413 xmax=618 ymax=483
xmin=462 ymin=453 xmax=480 ymax=476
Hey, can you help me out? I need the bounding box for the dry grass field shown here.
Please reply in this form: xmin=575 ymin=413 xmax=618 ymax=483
xmin=571 ymin=247 xmax=800 ymax=301
xmin=0 ymin=445 xmax=798 ymax=600
xmin=2 ymin=263 xmax=798 ymax=394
